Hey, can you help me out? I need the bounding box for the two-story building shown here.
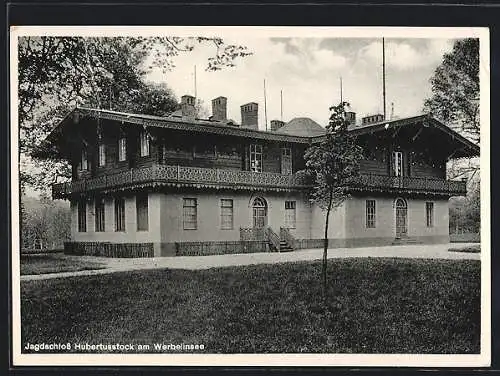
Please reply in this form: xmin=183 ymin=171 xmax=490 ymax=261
xmin=46 ymin=94 xmax=479 ymax=257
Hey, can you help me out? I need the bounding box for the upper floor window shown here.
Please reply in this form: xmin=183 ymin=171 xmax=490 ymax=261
xmin=115 ymin=197 xmax=126 ymax=232
xmin=392 ymin=151 xmax=403 ymax=177
xmin=118 ymin=137 xmax=127 ymax=162
xmin=284 ymin=200 xmax=296 ymax=228
xmin=140 ymin=132 xmax=150 ymax=157
xmin=80 ymin=148 xmax=88 ymax=171
xmin=250 ymin=144 xmax=263 ymax=173
xmin=426 ymin=202 xmax=434 ymax=228
xmin=220 ymin=199 xmax=234 ymax=230
xmin=281 ymin=147 xmax=292 ymax=175
xmin=95 ymin=197 xmax=105 ymax=232
xmin=77 ymin=199 xmax=86 ymax=232
xmin=366 ymin=199 xmax=376 ymax=228
xmin=183 ymin=198 xmax=198 ymax=230
xmin=136 ymin=193 xmax=149 ymax=231
xmin=98 ymin=144 xmax=106 ymax=167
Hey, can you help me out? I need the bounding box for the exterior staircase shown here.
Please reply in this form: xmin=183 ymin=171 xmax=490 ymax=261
xmin=391 ymin=236 xmax=423 ymax=245
xmin=279 ymin=239 xmax=294 ymax=252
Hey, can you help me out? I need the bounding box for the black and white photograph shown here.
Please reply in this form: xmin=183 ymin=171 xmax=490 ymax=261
xmin=10 ymin=26 xmax=490 ymax=367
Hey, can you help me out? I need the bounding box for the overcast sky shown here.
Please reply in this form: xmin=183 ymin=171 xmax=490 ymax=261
xmin=147 ymin=37 xmax=457 ymax=128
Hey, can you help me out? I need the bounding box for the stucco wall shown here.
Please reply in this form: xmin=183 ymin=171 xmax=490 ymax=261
xmin=71 ymin=192 xmax=162 ymax=244
xmin=309 ymin=202 xmax=346 ymax=240
xmin=345 ymin=195 xmax=449 ymax=241
xmin=159 ymin=190 xmax=311 ymax=243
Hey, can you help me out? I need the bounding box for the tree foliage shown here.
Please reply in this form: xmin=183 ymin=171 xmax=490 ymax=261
xmin=424 ymin=38 xmax=480 ymax=144
xmin=21 ymin=194 xmax=71 ymax=250
xmin=301 ymin=102 xmax=364 ymax=308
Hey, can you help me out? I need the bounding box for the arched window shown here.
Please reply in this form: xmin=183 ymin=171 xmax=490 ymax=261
xmin=252 ymin=197 xmax=268 ymax=228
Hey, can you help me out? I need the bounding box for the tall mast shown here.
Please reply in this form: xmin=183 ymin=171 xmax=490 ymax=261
xmin=382 ymin=37 xmax=387 ymax=120
xmin=340 ymin=76 xmax=343 ymax=104
xmin=264 ymin=79 xmax=268 ymax=131
xmin=280 ymin=89 xmax=283 ymax=121
xmin=194 ymin=65 xmax=197 ymax=98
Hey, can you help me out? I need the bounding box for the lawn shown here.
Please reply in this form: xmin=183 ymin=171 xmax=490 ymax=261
xmin=20 ymin=254 xmax=106 ymax=276
xmin=21 ymin=258 xmax=480 ymax=354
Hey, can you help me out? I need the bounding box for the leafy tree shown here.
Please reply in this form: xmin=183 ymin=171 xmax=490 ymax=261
xmin=301 ymin=102 xmax=364 ymax=308
xmin=424 ymin=38 xmax=479 ymax=144
xmin=18 ymin=36 xmax=252 ymax=192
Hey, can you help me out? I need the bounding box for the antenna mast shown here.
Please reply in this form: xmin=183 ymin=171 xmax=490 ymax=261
xmin=280 ymin=90 xmax=283 ymax=121
xmin=194 ymin=65 xmax=197 ymax=98
xmin=264 ymin=79 xmax=268 ymax=131
xmin=382 ymin=37 xmax=387 ymax=120
xmin=340 ymin=76 xmax=343 ymax=104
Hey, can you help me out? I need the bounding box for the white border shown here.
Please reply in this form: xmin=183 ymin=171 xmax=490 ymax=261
xmin=10 ymin=26 xmax=491 ymax=367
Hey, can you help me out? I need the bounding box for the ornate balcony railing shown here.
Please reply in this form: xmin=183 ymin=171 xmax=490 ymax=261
xmin=350 ymin=174 xmax=466 ymax=196
xmin=52 ymin=165 xmax=467 ymax=199
xmin=52 ymin=165 xmax=310 ymax=198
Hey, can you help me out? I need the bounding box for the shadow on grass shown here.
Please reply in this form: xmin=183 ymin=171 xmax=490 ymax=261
xmin=20 ymin=254 xmax=107 ymax=276
xmin=20 ymin=258 xmax=480 ymax=354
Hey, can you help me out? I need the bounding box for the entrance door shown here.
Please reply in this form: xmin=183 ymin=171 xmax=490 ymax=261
xmin=252 ymin=197 xmax=268 ymax=228
xmin=281 ymin=147 xmax=292 ymax=175
xmin=395 ymin=198 xmax=408 ymax=239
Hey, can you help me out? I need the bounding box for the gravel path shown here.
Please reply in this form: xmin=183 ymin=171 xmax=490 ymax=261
xmin=20 ymin=243 xmax=481 ymax=282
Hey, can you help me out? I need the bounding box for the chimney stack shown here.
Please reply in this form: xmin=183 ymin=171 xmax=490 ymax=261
xmin=270 ymin=119 xmax=285 ymax=131
xmin=345 ymin=111 xmax=356 ymax=127
xmin=240 ymin=102 xmax=259 ymax=130
xmin=211 ymin=96 xmax=227 ymax=121
xmin=181 ymin=95 xmax=196 ymax=120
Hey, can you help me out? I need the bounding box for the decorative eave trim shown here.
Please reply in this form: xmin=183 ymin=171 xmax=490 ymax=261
xmin=77 ymin=108 xmax=312 ymax=144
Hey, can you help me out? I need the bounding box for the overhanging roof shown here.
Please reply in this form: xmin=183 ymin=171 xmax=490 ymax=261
xmin=44 ymin=108 xmax=480 ymax=159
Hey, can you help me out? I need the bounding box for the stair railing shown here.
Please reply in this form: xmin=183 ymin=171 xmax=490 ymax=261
xmin=265 ymin=226 xmax=281 ymax=252
xmin=280 ymin=227 xmax=296 ymax=251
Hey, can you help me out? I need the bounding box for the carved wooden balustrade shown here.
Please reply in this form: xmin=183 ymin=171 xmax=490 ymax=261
xmin=52 ymin=165 xmax=467 ymax=199
xmin=350 ymin=174 xmax=466 ymax=196
xmin=52 ymin=165 xmax=310 ymax=198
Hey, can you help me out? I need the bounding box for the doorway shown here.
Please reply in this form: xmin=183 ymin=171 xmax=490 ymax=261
xmin=395 ymin=198 xmax=408 ymax=239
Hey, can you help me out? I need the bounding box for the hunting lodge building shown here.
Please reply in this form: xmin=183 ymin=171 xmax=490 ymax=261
xmin=48 ymin=94 xmax=479 ymax=257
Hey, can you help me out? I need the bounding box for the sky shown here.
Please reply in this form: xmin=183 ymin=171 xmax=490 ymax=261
xmin=147 ymin=37 xmax=457 ymax=128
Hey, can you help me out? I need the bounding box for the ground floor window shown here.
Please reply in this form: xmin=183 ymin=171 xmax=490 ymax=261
xmin=426 ymin=202 xmax=434 ymax=227
xmin=95 ymin=197 xmax=105 ymax=232
xmin=220 ymin=199 xmax=234 ymax=230
xmin=366 ymin=199 xmax=376 ymax=228
xmin=115 ymin=197 xmax=126 ymax=232
xmin=136 ymin=194 xmax=149 ymax=231
xmin=284 ymin=200 xmax=296 ymax=228
xmin=77 ymin=199 xmax=86 ymax=232
xmin=183 ymin=198 xmax=198 ymax=230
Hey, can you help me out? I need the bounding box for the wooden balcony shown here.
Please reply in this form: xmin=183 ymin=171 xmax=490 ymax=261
xmin=52 ymin=165 xmax=466 ymax=199
xmin=351 ymin=174 xmax=466 ymax=196
xmin=52 ymin=165 xmax=310 ymax=198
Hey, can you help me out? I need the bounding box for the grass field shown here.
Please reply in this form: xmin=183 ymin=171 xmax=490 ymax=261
xmin=21 ymin=258 xmax=480 ymax=354
xmin=20 ymin=254 xmax=106 ymax=276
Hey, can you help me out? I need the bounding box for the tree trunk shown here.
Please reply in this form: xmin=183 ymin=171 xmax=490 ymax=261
xmin=323 ymin=190 xmax=333 ymax=309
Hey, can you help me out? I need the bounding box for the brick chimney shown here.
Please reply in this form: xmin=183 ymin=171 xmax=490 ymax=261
xmin=345 ymin=111 xmax=356 ymax=127
xmin=211 ymin=96 xmax=227 ymax=121
xmin=270 ymin=119 xmax=285 ymax=131
xmin=240 ymin=102 xmax=258 ymax=130
xmin=181 ymin=95 xmax=196 ymax=120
